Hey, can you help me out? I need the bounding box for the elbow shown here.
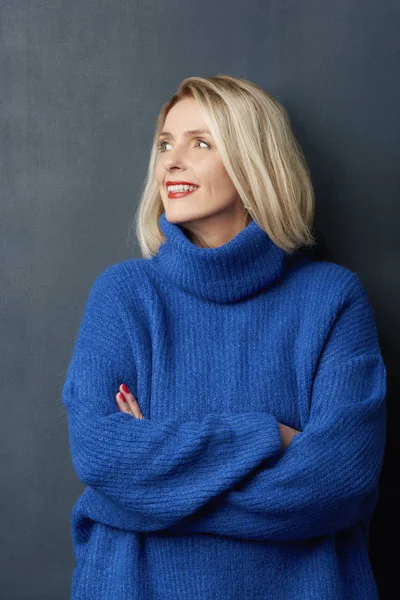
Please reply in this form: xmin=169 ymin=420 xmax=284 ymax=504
xmin=71 ymin=452 xmax=99 ymax=487
xmin=357 ymin=435 xmax=386 ymax=497
xmin=339 ymin=461 xmax=383 ymax=505
xmin=358 ymin=463 xmax=384 ymax=498
xmin=342 ymin=423 xmax=386 ymax=500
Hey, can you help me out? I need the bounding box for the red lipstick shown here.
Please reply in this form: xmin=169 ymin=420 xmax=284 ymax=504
xmin=166 ymin=181 xmax=200 ymax=199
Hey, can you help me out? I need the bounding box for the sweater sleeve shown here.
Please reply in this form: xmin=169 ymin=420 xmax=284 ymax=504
xmin=166 ymin=273 xmax=387 ymax=541
xmin=62 ymin=267 xmax=282 ymax=532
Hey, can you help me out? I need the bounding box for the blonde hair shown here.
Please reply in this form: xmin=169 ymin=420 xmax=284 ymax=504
xmin=130 ymin=74 xmax=316 ymax=257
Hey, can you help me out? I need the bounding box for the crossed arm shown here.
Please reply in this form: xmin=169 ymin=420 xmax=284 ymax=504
xmin=115 ymin=384 xmax=299 ymax=451
xmin=63 ymin=269 xmax=387 ymax=542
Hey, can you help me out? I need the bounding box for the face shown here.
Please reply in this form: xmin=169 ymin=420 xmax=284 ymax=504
xmin=155 ymin=96 xmax=249 ymax=247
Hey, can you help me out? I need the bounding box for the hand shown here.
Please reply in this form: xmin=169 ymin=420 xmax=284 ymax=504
xmin=278 ymin=422 xmax=300 ymax=450
xmin=116 ymin=383 xmax=145 ymax=419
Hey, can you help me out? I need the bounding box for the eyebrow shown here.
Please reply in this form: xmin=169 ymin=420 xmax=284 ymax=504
xmin=158 ymin=128 xmax=212 ymax=139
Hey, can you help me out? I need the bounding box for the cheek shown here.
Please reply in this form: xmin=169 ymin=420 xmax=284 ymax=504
xmin=201 ymin=160 xmax=224 ymax=186
xmin=154 ymin=159 xmax=165 ymax=183
xmin=210 ymin=166 xmax=236 ymax=194
xmin=154 ymin=165 xmax=162 ymax=185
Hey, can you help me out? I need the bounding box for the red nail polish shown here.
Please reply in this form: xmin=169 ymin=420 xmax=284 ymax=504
xmin=121 ymin=383 xmax=130 ymax=394
xmin=119 ymin=392 xmax=127 ymax=403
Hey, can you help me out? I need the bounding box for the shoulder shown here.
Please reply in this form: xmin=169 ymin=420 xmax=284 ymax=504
xmin=287 ymin=253 xmax=369 ymax=304
xmin=89 ymin=258 xmax=153 ymax=299
xmin=78 ymin=259 xmax=154 ymax=342
xmin=287 ymin=256 xmax=381 ymax=363
xmin=94 ymin=257 xmax=149 ymax=283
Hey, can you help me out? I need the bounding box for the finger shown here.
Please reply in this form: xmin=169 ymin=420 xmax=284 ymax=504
xmin=115 ymin=391 xmax=133 ymax=416
xmin=119 ymin=384 xmax=145 ymax=419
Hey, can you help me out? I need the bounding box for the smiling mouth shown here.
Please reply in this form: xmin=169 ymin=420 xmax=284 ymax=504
xmin=167 ymin=187 xmax=199 ymax=198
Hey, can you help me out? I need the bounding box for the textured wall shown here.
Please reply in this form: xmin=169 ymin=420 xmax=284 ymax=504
xmin=1 ymin=1 xmax=398 ymax=597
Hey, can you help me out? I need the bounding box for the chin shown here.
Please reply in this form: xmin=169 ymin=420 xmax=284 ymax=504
xmin=164 ymin=205 xmax=205 ymax=221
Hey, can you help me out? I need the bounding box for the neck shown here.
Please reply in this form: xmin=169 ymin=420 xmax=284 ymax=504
xmin=152 ymin=211 xmax=295 ymax=304
xmin=173 ymin=209 xmax=251 ymax=248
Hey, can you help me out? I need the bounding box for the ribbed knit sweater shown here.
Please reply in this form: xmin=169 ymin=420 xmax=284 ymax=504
xmin=62 ymin=210 xmax=387 ymax=599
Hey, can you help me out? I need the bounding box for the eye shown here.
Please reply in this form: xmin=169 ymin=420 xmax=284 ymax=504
xmin=158 ymin=141 xmax=171 ymax=152
xmin=157 ymin=138 xmax=211 ymax=152
xmin=195 ymin=139 xmax=210 ymax=149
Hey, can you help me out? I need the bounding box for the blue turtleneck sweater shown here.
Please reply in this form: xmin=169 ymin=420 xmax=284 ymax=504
xmin=62 ymin=211 xmax=387 ymax=599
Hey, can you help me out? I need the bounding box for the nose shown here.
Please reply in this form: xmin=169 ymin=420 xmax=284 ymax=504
xmin=161 ymin=146 xmax=187 ymax=172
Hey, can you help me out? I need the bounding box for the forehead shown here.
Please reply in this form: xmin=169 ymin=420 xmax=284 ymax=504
xmin=161 ymin=97 xmax=209 ymax=135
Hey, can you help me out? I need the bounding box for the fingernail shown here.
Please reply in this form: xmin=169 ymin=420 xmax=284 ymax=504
xmin=121 ymin=383 xmax=130 ymax=394
xmin=119 ymin=392 xmax=127 ymax=403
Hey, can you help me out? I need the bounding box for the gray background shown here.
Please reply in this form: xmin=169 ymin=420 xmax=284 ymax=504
xmin=1 ymin=0 xmax=398 ymax=598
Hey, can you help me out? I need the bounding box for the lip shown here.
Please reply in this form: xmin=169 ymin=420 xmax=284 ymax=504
xmin=167 ymin=187 xmax=199 ymax=199
xmin=165 ymin=180 xmax=199 ymax=188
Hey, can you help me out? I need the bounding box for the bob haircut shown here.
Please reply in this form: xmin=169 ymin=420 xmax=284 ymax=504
xmin=131 ymin=74 xmax=317 ymax=257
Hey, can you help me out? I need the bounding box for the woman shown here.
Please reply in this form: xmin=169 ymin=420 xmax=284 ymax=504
xmin=62 ymin=75 xmax=387 ymax=599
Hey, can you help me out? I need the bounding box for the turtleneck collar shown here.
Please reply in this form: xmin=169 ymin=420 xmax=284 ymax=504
xmin=152 ymin=211 xmax=291 ymax=303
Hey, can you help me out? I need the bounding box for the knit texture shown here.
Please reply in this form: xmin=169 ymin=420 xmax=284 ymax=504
xmin=62 ymin=210 xmax=387 ymax=599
